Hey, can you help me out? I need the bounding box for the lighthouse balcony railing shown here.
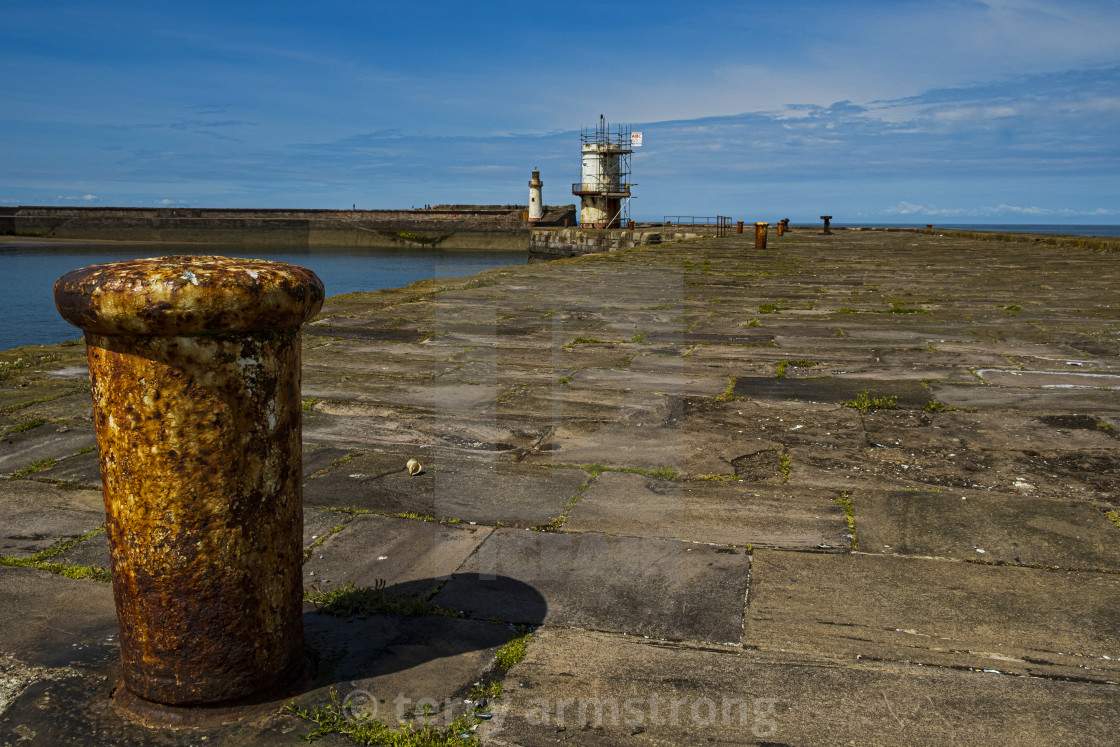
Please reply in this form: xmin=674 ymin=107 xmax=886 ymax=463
xmin=572 ymin=183 xmax=631 ymax=197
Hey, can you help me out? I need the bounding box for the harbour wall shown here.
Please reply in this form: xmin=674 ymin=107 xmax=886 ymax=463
xmin=0 ymin=204 xmax=577 ymax=249
xmin=528 ymin=226 xmax=707 ymax=261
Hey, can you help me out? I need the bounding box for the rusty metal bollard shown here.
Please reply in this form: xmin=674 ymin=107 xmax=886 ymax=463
xmin=754 ymin=222 xmax=769 ymax=249
xmin=54 ymin=256 xmax=323 ymax=713
xmin=776 ymin=221 xmax=785 ymax=237
xmin=737 ymin=221 xmax=744 ymax=234
xmin=820 ymin=215 xmax=832 ymax=234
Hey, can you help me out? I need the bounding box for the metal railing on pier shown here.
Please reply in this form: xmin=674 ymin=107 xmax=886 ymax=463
xmin=664 ymin=216 xmax=734 ymax=236
xmin=663 ymin=216 xmax=723 ymax=226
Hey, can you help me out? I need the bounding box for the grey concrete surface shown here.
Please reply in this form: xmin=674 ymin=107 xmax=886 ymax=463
xmin=1 ymin=228 xmax=1119 ymax=744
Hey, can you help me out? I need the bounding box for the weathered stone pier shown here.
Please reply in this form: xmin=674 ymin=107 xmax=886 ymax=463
xmin=2 ymin=227 xmax=1119 ymax=743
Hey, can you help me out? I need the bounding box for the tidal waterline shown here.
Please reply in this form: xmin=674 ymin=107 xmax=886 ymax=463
xmin=0 ymin=242 xmax=527 ymax=351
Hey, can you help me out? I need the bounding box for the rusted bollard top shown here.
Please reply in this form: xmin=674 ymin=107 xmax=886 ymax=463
xmin=55 ymin=255 xmax=324 ymax=337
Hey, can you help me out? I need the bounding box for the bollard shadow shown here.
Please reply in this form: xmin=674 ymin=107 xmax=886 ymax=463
xmin=300 ymin=574 xmax=546 ymax=692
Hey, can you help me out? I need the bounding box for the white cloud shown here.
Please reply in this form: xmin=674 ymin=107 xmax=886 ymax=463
xmin=883 ymin=201 xmax=1117 ymax=218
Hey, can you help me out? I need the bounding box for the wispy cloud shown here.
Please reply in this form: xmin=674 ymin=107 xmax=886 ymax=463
xmin=1 ymin=2 xmax=1117 ymax=219
xmin=884 ymin=201 xmax=1117 ymax=218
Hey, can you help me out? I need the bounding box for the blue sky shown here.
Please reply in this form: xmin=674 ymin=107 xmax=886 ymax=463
xmin=1 ymin=0 xmax=1118 ymax=224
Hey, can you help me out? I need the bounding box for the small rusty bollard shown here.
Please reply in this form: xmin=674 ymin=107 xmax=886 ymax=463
xmin=820 ymin=215 xmax=832 ymax=234
xmin=737 ymin=220 xmax=744 ymax=234
xmin=54 ymin=256 xmax=323 ymax=713
xmin=754 ymin=222 xmax=769 ymax=249
xmin=926 ymin=224 xmax=933 ymax=229
xmin=776 ymin=221 xmax=786 ymax=237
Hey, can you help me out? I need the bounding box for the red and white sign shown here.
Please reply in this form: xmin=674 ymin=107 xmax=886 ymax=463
xmin=631 ymin=132 xmax=643 ymax=147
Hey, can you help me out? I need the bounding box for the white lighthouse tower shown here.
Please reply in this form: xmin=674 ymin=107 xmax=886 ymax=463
xmin=572 ymin=116 xmax=633 ymax=228
xmin=528 ymin=169 xmax=543 ymax=222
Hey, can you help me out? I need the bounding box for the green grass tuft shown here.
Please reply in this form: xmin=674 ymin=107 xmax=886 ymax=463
xmin=284 ymin=687 xmax=480 ymax=746
xmin=9 ymin=418 xmax=47 ymax=434
xmin=11 ymin=458 xmax=57 ymax=479
xmin=617 ymin=464 xmax=681 ymax=480
xmin=494 ymin=627 xmax=534 ymax=670
xmin=775 ymin=359 xmax=816 ymax=378
xmin=843 ymin=390 xmax=898 ymax=412
xmin=305 ymin=579 xmax=463 ymax=619
xmin=0 ymin=526 xmax=111 ymax=582
xmin=833 ymin=492 xmax=859 ymax=550
xmin=714 ymin=376 xmax=739 ymax=401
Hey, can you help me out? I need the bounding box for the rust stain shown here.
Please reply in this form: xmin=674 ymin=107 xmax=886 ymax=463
xmin=55 ymin=256 xmax=322 ymax=707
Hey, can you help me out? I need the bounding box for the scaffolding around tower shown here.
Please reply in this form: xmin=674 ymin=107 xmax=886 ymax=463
xmin=572 ymin=116 xmax=633 ymax=228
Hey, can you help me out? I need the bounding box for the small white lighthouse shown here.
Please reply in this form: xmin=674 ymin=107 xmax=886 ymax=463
xmin=572 ymin=116 xmax=633 ymax=229
xmin=528 ymin=169 xmax=543 ymax=222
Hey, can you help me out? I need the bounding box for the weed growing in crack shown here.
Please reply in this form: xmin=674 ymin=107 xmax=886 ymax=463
xmin=844 ymin=390 xmax=898 ymax=412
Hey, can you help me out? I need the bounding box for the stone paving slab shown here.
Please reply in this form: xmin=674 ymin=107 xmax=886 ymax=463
xmin=856 ymin=489 xmax=1120 ymax=570
xmin=859 ymin=409 xmax=1120 ymax=453
xmin=0 ymin=424 xmax=96 ymax=476
xmin=492 ymin=386 xmax=670 ymax=424
xmin=303 ymin=406 xmax=549 ymax=457
xmin=0 ymin=379 xmax=88 ymax=417
xmin=792 ymin=439 xmax=1120 ymax=499
xmin=566 ymin=471 xmax=850 ymax=549
xmin=928 ymin=381 xmax=1120 ymax=413
xmin=26 ymin=450 xmax=100 ymax=487
xmin=544 ymin=420 xmax=685 ymax=473
xmin=0 ymin=566 xmax=116 ymax=668
xmin=49 ymin=531 xmax=110 ymax=569
xmin=1 ymin=392 xmax=93 ymax=425
xmin=478 ymin=627 xmax=1120 ymax=746
xmin=744 ymin=549 xmax=1120 ymax=682
xmin=732 ymin=376 xmax=933 ymax=407
xmin=564 ymin=367 xmax=718 ymax=397
xmin=300 ymin=610 xmax=516 ymax=725
xmin=0 ymin=480 xmax=103 ymax=558
xmin=303 ymin=514 xmax=492 ymax=596
xmin=302 ymin=444 xmax=360 ymax=478
xmin=434 ymin=528 xmax=750 ymax=643
xmin=302 ymin=406 xmax=433 ymax=449
xmin=305 ymin=451 xmax=583 ymax=525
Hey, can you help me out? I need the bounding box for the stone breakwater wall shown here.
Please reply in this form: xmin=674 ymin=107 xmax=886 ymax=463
xmin=0 ymin=204 xmax=577 ymax=249
xmin=528 ymin=226 xmax=706 ymax=261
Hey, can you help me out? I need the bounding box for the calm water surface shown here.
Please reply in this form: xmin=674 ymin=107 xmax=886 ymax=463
xmin=1 ymin=243 xmax=526 ymax=351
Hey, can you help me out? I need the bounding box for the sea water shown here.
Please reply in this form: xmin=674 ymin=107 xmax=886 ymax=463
xmin=0 ymin=243 xmax=526 ymax=351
